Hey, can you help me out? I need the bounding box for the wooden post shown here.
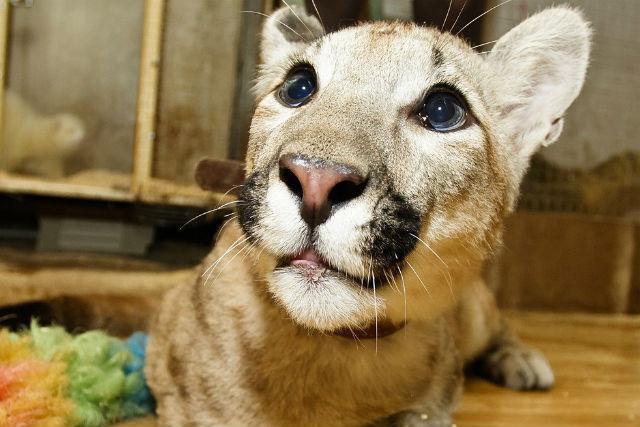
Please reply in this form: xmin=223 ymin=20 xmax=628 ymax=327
xmin=0 ymin=1 xmax=10 ymax=158
xmin=132 ymin=0 xmax=165 ymax=196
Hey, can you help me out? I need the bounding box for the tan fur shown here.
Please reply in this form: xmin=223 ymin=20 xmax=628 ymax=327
xmin=147 ymin=6 xmax=590 ymax=426
xmin=1 ymin=90 xmax=84 ymax=177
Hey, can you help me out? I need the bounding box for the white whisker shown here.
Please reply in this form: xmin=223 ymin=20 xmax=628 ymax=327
xmin=371 ymin=256 xmax=378 ymax=355
xmin=449 ymin=0 xmax=468 ymax=33
xmin=471 ymin=39 xmax=499 ymax=50
xmin=241 ymin=10 xmax=308 ymax=42
xmin=214 ymin=215 xmax=238 ymax=246
xmin=281 ymin=0 xmax=315 ymax=37
xmin=310 ymin=0 xmax=326 ymax=33
xmin=456 ymin=0 xmax=516 ymax=36
xmin=396 ymin=262 xmax=407 ymax=336
xmin=180 ymin=200 xmax=243 ymax=230
xmin=202 ymin=235 xmax=249 ymax=279
xmin=405 ymin=259 xmax=431 ymax=298
xmin=211 ymin=242 xmax=254 ymax=283
xmin=442 ymin=0 xmax=453 ymax=30
xmin=410 ymin=233 xmax=454 ymax=296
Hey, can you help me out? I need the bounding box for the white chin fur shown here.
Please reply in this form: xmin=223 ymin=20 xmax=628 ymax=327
xmin=268 ymin=267 xmax=384 ymax=332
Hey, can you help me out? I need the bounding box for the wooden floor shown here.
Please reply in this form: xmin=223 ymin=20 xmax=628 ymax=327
xmin=456 ymin=312 xmax=640 ymax=427
xmin=116 ymin=312 xmax=640 ymax=427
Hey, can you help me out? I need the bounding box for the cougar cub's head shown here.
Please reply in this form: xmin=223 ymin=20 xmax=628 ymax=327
xmin=235 ymin=6 xmax=590 ymax=332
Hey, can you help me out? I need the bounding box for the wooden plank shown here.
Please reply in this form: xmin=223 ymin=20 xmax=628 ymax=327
xmin=132 ymin=0 xmax=165 ymax=193
xmin=153 ymin=0 xmax=244 ymax=184
xmin=0 ymin=171 xmax=234 ymax=207
xmin=228 ymin=0 xmax=264 ymax=161
xmin=0 ymin=172 xmax=134 ymax=202
xmin=0 ymin=0 xmax=9 ymax=155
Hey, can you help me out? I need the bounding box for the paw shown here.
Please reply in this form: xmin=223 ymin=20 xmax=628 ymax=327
xmin=480 ymin=344 xmax=554 ymax=391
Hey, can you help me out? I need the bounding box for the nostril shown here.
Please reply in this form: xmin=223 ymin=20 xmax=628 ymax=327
xmin=329 ymin=177 xmax=367 ymax=205
xmin=279 ymin=166 xmax=303 ymax=199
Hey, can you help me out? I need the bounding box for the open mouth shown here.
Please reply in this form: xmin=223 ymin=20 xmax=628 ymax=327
xmin=280 ymin=248 xmax=393 ymax=289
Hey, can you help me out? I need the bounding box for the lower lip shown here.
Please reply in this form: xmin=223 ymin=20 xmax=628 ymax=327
xmin=291 ymin=259 xmax=324 ymax=269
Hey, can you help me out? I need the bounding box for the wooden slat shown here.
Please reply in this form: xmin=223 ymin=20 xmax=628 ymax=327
xmin=0 ymin=0 xmax=10 ymax=155
xmin=132 ymin=0 xmax=165 ymax=194
xmin=228 ymin=0 xmax=264 ymax=161
xmin=0 ymin=172 xmax=134 ymax=202
xmin=0 ymin=171 xmax=234 ymax=207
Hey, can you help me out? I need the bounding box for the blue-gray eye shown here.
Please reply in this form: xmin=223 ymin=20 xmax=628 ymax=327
xmin=418 ymin=91 xmax=467 ymax=132
xmin=278 ymin=68 xmax=317 ymax=107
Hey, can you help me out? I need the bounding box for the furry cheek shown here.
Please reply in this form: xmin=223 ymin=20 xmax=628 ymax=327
xmin=314 ymin=199 xmax=373 ymax=278
xmin=256 ymin=181 xmax=309 ymax=257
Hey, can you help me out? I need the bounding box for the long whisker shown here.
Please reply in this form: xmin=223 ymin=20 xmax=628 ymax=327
xmin=202 ymin=235 xmax=249 ymax=279
xmin=241 ymin=10 xmax=308 ymax=42
xmin=202 ymin=237 xmax=247 ymax=283
xmin=383 ymin=268 xmax=399 ymax=293
xmin=442 ymin=0 xmax=453 ymax=30
xmin=405 ymin=259 xmax=431 ymax=298
xmin=396 ymin=263 xmax=407 ymax=336
xmin=409 ymin=233 xmax=449 ymax=270
xmin=310 ymin=0 xmax=326 ymax=33
xmin=346 ymin=325 xmax=363 ymax=348
xmin=471 ymin=39 xmax=499 ymax=50
xmin=205 ymin=241 xmax=250 ymax=287
xmin=281 ymin=0 xmax=314 ymax=37
xmin=213 ymin=214 xmax=238 ymax=246
xmin=370 ymin=256 xmax=378 ymax=355
xmin=449 ymin=0 xmax=468 ymax=33
xmin=456 ymin=0 xmax=516 ymax=35
xmin=212 ymin=241 xmax=254 ymax=283
xmin=409 ymin=233 xmax=454 ymax=296
xmin=220 ymin=184 xmax=245 ymax=198
xmin=180 ymin=200 xmax=244 ymax=230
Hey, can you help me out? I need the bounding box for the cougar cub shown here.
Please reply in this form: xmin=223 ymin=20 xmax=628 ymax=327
xmin=147 ymin=6 xmax=590 ymax=426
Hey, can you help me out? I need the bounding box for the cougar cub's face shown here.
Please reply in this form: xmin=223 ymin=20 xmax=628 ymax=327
xmin=236 ymin=7 xmax=590 ymax=332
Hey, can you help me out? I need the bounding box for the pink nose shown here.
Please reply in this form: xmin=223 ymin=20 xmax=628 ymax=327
xmin=278 ymin=154 xmax=367 ymax=227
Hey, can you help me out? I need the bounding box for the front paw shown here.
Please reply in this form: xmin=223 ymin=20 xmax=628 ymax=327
xmin=479 ymin=343 xmax=554 ymax=391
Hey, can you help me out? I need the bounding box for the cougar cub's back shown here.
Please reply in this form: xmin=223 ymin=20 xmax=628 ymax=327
xmin=146 ymin=5 xmax=590 ymax=426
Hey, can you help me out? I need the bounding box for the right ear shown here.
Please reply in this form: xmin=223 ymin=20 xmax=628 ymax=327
xmin=260 ymin=6 xmax=324 ymax=68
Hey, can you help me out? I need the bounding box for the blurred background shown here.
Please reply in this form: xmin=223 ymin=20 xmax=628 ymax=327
xmin=0 ymin=0 xmax=637 ymax=329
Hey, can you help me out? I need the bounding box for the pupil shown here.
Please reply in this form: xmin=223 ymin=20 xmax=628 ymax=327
xmin=428 ymin=95 xmax=455 ymax=123
xmin=288 ymin=76 xmax=313 ymax=100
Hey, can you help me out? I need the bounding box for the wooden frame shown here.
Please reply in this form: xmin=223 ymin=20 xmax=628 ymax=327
xmin=132 ymin=0 xmax=165 ymax=196
xmin=0 ymin=0 xmax=259 ymax=208
xmin=0 ymin=0 xmax=9 ymax=157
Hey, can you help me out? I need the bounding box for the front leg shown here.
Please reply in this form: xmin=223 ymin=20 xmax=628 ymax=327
xmin=458 ymin=278 xmax=554 ymax=391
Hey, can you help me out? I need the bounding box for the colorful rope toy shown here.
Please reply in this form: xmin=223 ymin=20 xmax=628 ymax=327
xmin=0 ymin=321 xmax=154 ymax=426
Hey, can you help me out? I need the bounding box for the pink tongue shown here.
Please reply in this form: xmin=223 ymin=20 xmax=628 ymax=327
xmin=291 ymin=249 xmax=325 ymax=268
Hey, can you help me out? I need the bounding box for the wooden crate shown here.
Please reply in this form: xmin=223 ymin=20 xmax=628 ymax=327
xmin=0 ymin=0 xmax=271 ymax=207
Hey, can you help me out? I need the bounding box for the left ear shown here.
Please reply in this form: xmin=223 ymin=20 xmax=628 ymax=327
xmin=260 ymin=6 xmax=324 ymax=68
xmin=487 ymin=6 xmax=591 ymax=163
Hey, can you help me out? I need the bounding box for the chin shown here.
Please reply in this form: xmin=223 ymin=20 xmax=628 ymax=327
xmin=267 ymin=263 xmax=384 ymax=333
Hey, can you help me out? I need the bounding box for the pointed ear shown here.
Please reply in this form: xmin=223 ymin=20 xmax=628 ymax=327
xmin=487 ymin=6 xmax=591 ymax=162
xmin=260 ymin=6 xmax=324 ymax=67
